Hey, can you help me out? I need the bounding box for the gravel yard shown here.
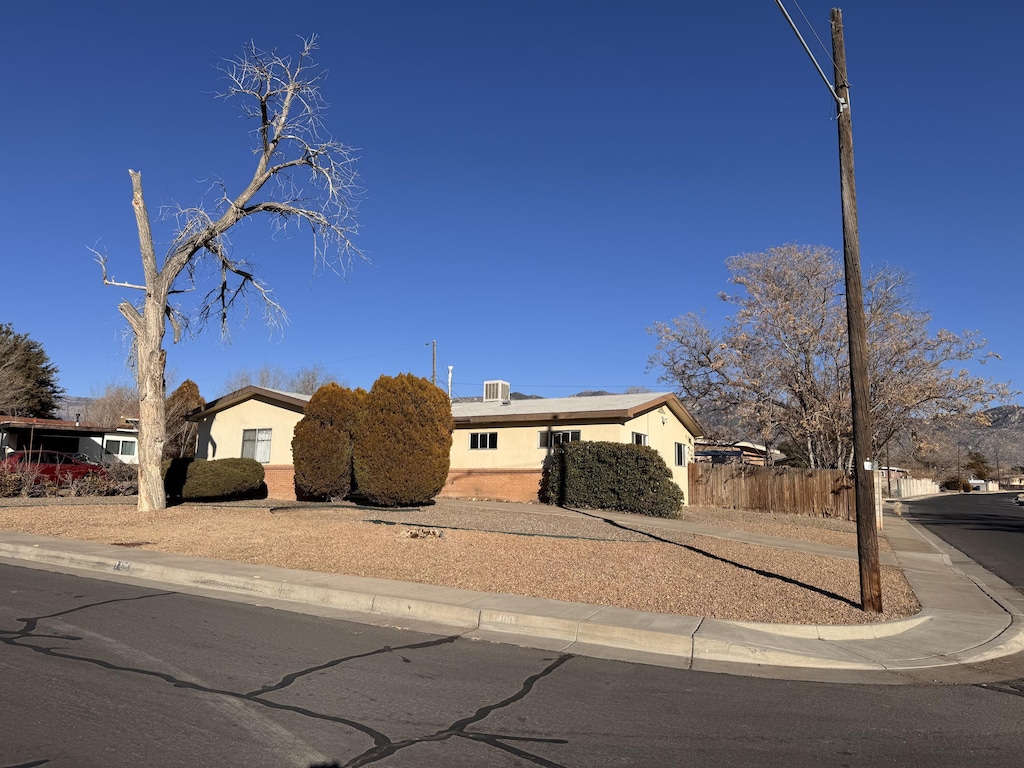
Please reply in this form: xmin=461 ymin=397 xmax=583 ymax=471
xmin=0 ymin=497 xmax=919 ymax=625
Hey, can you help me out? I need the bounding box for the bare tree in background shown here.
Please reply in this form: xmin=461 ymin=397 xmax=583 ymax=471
xmin=83 ymin=384 xmax=139 ymax=427
xmin=648 ymin=244 xmax=1015 ymax=469
xmin=221 ymin=363 xmax=339 ymax=396
xmin=97 ymin=37 xmax=363 ymax=511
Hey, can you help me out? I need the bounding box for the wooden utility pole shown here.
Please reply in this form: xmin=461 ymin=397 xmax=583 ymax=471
xmin=832 ymin=8 xmax=882 ymax=612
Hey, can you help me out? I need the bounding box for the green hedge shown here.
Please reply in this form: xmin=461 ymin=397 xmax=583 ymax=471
xmin=163 ymin=457 xmax=266 ymax=501
xmin=543 ymin=441 xmax=684 ymax=517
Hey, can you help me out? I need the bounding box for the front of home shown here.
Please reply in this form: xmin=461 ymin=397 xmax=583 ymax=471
xmin=188 ymin=381 xmax=703 ymax=504
xmin=445 ymin=384 xmax=702 ymax=503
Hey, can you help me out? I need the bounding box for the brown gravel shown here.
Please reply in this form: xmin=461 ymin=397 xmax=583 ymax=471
xmin=0 ymin=497 xmax=920 ymax=625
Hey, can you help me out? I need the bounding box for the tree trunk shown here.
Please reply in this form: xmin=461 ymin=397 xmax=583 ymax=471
xmin=136 ymin=304 xmax=168 ymax=511
xmin=125 ymin=169 xmax=170 ymax=512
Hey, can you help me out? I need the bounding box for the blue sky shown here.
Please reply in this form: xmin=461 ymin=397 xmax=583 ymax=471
xmin=2 ymin=1 xmax=1021 ymax=405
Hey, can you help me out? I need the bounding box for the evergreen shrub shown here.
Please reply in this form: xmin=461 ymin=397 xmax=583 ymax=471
xmin=353 ymin=373 xmax=453 ymax=507
xmin=163 ymin=457 xmax=265 ymax=501
xmin=543 ymin=441 xmax=684 ymax=517
xmin=292 ymin=384 xmax=367 ymax=500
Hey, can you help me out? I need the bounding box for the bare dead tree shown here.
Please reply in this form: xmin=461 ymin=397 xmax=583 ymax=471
xmin=97 ymin=37 xmax=363 ymax=511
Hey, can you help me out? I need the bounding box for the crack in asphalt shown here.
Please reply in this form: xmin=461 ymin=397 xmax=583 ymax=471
xmin=1 ymin=590 xmax=575 ymax=766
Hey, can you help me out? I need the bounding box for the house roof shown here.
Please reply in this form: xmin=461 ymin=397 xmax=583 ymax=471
xmin=452 ymin=392 xmax=703 ymax=436
xmin=0 ymin=416 xmax=134 ymax=435
xmin=187 ymin=386 xmax=310 ymax=421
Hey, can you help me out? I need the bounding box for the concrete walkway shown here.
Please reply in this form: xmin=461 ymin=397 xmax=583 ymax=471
xmin=1 ymin=503 xmax=1022 ymax=684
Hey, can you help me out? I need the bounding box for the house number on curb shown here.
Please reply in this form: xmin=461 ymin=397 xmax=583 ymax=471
xmin=114 ymin=561 xmax=131 ymax=572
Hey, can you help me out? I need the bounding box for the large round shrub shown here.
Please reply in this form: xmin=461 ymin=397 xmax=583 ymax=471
xmin=543 ymin=441 xmax=684 ymax=517
xmin=292 ymin=384 xmax=366 ymax=500
xmin=353 ymin=373 xmax=453 ymax=507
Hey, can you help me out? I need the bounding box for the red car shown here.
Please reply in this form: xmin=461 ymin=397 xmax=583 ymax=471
xmin=1 ymin=451 xmax=107 ymax=484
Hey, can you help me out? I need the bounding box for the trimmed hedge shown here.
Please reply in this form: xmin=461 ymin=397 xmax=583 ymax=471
xmin=353 ymin=373 xmax=453 ymax=507
xmin=543 ymin=441 xmax=684 ymax=517
xmin=163 ymin=457 xmax=266 ymax=501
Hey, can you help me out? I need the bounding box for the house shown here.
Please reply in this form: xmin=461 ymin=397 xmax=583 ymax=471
xmin=187 ymin=381 xmax=703 ymax=504
xmin=190 ymin=386 xmax=311 ymax=499
xmin=445 ymin=382 xmax=702 ymax=503
xmin=694 ymin=439 xmax=785 ymax=466
xmin=0 ymin=416 xmax=139 ymax=464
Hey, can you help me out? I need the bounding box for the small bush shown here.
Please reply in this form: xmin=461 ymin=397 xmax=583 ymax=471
xmin=354 ymin=373 xmax=453 ymax=507
xmin=0 ymin=466 xmax=23 ymax=497
xmin=70 ymin=463 xmax=138 ymax=497
xmin=163 ymin=457 xmax=265 ymax=501
xmin=543 ymin=441 xmax=684 ymax=517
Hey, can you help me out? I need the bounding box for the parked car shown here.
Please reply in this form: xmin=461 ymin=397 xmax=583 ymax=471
xmin=1014 ymin=493 xmax=1024 ymax=506
xmin=1 ymin=450 xmax=107 ymax=484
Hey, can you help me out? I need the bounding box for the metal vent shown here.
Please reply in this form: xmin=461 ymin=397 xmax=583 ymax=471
xmin=483 ymin=380 xmax=511 ymax=403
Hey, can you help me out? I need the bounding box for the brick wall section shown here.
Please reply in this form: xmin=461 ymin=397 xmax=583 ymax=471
xmin=439 ymin=468 xmax=544 ymax=504
xmin=263 ymin=465 xmax=297 ymax=501
xmin=261 ymin=465 xmax=541 ymax=504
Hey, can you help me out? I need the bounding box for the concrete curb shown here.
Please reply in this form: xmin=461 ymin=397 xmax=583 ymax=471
xmin=2 ymin=519 xmax=1022 ymax=683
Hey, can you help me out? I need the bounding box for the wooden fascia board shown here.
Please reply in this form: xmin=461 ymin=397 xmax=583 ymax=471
xmin=187 ymin=386 xmax=307 ymax=422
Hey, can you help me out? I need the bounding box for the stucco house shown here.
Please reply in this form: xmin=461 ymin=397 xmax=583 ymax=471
xmin=188 ymin=381 xmax=703 ymax=504
xmin=190 ymin=386 xmax=311 ymax=499
xmin=445 ymin=383 xmax=702 ymax=503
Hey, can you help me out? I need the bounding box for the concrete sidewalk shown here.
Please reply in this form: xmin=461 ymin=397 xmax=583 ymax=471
xmin=1 ymin=506 xmax=1022 ymax=684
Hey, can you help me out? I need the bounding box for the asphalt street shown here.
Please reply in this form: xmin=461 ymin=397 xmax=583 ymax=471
xmin=3 ymin=562 xmax=1024 ymax=768
xmin=903 ymin=492 xmax=1024 ymax=589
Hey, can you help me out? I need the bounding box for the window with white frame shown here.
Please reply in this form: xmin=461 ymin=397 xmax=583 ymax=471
xmin=104 ymin=438 xmax=137 ymax=459
xmin=632 ymin=432 xmax=648 ymax=446
xmin=675 ymin=442 xmax=688 ymax=466
xmin=241 ymin=428 xmax=272 ymax=463
xmin=538 ymin=430 xmax=580 ymax=448
xmin=470 ymin=432 xmax=498 ymax=450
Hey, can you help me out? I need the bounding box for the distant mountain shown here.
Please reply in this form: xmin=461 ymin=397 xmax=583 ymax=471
xmin=984 ymin=405 xmax=1024 ymax=429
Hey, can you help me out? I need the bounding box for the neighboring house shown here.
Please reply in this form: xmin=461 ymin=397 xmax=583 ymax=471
xmin=694 ymin=439 xmax=785 ymax=466
xmin=187 ymin=381 xmax=703 ymax=504
xmin=0 ymin=416 xmax=139 ymax=464
xmin=445 ymin=382 xmax=703 ymax=504
xmin=190 ymin=386 xmax=310 ymax=499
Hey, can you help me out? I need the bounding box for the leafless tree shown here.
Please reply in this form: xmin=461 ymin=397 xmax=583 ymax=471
xmin=97 ymin=37 xmax=364 ymax=510
xmin=82 ymin=384 xmax=139 ymax=427
xmin=649 ymin=244 xmax=1016 ymax=470
xmin=221 ymin=363 xmax=340 ymax=396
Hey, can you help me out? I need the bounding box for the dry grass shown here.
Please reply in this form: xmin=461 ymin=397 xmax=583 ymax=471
xmin=0 ymin=498 xmax=920 ymax=625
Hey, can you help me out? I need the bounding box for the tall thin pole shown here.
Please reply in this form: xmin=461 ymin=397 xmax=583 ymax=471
xmin=432 ymin=340 xmax=437 ymax=387
xmin=833 ymin=8 xmax=882 ymax=613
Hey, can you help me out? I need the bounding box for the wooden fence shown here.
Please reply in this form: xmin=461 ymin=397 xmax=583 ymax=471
xmin=688 ymin=463 xmax=856 ymax=519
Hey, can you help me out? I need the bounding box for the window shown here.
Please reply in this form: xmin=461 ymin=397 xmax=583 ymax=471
xmin=538 ymin=430 xmax=580 ymax=448
xmin=675 ymin=442 xmax=688 ymax=467
xmin=242 ymin=428 xmax=272 ymax=463
xmin=106 ymin=438 xmax=137 ymax=458
xmin=470 ymin=432 xmax=498 ymax=450
xmin=632 ymin=432 xmax=648 ymax=446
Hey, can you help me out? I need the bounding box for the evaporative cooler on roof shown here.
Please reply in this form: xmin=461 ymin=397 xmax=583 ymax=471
xmin=483 ymin=380 xmax=511 ymax=403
